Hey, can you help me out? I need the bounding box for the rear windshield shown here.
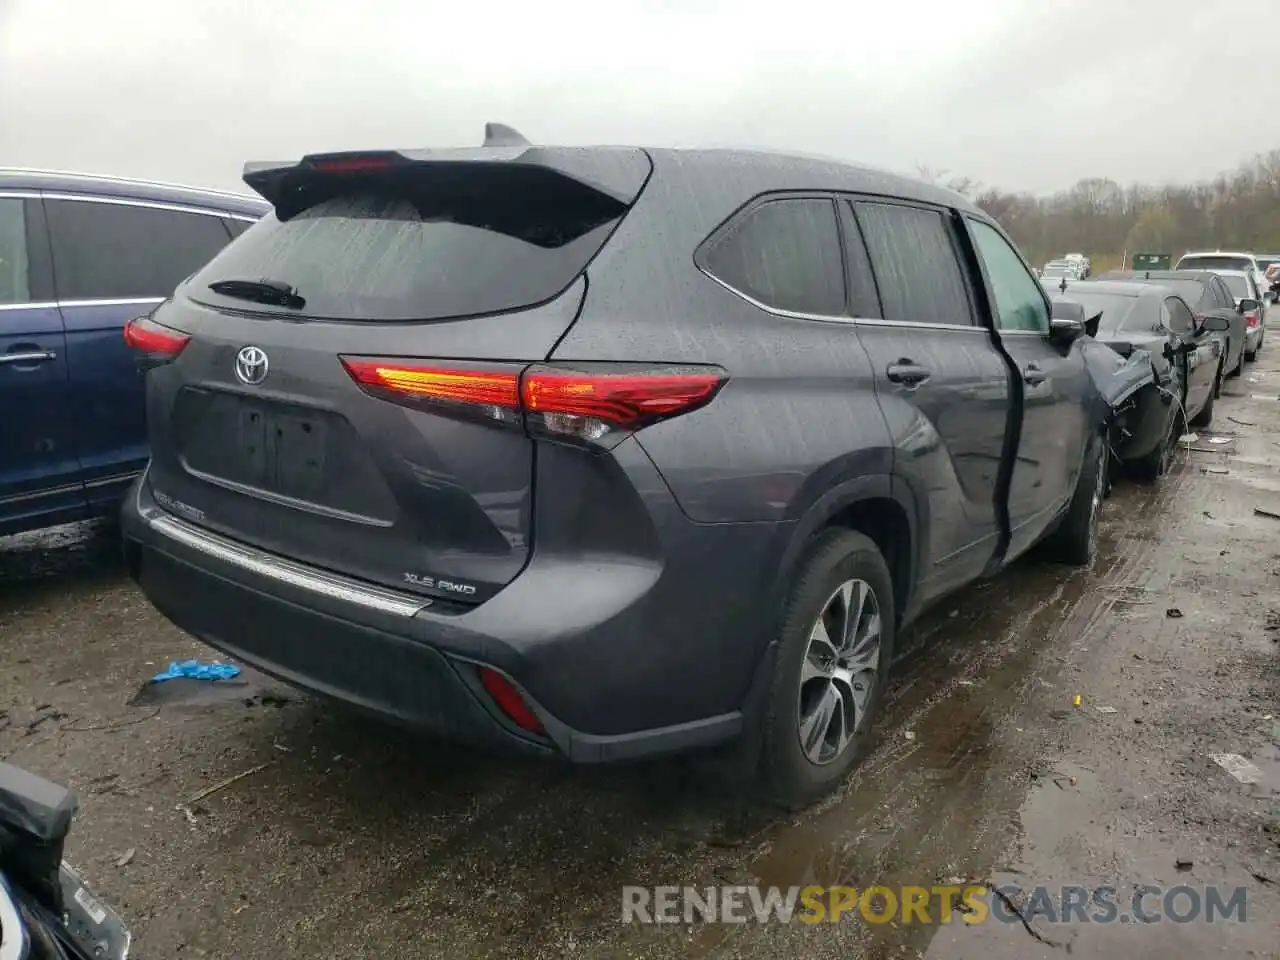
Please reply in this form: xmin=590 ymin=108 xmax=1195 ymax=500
xmin=1060 ymin=292 xmax=1144 ymax=333
xmin=188 ymin=170 xmax=627 ymax=322
xmin=1220 ymin=273 xmax=1250 ymax=298
xmin=1178 ymin=255 xmax=1251 ymax=271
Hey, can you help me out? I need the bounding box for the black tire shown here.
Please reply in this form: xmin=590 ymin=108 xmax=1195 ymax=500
xmin=1042 ymin=432 xmax=1107 ymax=566
xmin=1189 ymin=365 xmax=1219 ymax=428
xmin=757 ymin=528 xmax=896 ymax=811
xmin=1131 ymin=408 xmax=1179 ymax=482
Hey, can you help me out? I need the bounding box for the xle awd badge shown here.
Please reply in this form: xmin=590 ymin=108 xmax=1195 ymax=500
xmin=235 ymin=345 xmax=269 ymax=385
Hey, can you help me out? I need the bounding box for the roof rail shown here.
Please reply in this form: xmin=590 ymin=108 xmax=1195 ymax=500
xmin=0 ymin=167 xmax=259 ymax=201
xmin=482 ymin=123 xmax=530 ymax=147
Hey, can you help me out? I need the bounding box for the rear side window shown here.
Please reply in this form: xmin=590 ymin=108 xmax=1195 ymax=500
xmin=46 ymin=199 xmax=233 ymax=301
xmin=1163 ymin=296 xmax=1196 ymax=335
xmin=1220 ymin=274 xmax=1250 ymax=299
xmin=0 ymin=198 xmax=29 ymax=305
xmin=855 ymin=202 xmax=974 ymax=327
xmin=701 ymin=198 xmax=844 ymax=316
xmin=192 ymin=169 xmax=629 ymax=322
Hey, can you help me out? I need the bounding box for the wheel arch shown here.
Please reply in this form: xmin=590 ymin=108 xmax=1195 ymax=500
xmin=773 ymin=474 xmax=921 ymax=631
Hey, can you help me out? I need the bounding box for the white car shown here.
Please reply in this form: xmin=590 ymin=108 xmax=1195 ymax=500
xmin=1212 ymin=268 xmax=1268 ymax=358
xmin=1063 ymin=252 xmax=1091 ymax=277
xmin=1177 ymin=250 xmax=1268 ymax=303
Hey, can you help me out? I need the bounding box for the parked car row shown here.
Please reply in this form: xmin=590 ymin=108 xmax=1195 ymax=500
xmin=1042 ymin=273 xmax=1239 ymax=478
xmin=1041 ymin=255 xmax=1091 ymax=281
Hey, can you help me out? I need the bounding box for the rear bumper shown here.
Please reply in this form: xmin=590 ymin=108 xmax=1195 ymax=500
xmin=122 ymin=465 xmax=788 ymax=763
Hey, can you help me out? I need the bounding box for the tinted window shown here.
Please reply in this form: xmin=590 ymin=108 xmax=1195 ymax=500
xmin=223 ymin=218 xmax=253 ymax=238
xmin=1151 ymin=278 xmax=1209 ymax=307
xmin=0 ymin=198 xmax=29 ymax=305
xmin=1220 ymin=273 xmax=1250 ymax=298
xmin=1164 ymin=297 xmax=1196 ymax=335
xmin=703 ymin=198 xmax=844 ymax=316
xmin=46 ymin=200 xmax=232 ymax=301
xmin=1213 ymin=277 xmax=1235 ymax=307
xmin=196 ymin=172 xmax=628 ymax=322
xmin=856 ymin=202 xmax=973 ymax=326
xmin=837 ymin=201 xmax=881 ymax=318
xmin=1178 ymin=255 xmax=1252 ymax=272
xmin=969 ymin=219 xmax=1049 ymax=332
xmin=1056 ymin=292 xmax=1142 ymax=334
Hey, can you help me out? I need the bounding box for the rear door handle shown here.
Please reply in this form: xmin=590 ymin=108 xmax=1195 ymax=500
xmin=885 ymin=360 xmax=932 ymax=386
xmin=0 ymin=350 xmax=56 ymax=366
xmin=1022 ymin=364 xmax=1047 ymax=385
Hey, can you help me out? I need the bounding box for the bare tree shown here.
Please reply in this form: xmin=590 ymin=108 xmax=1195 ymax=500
xmin=933 ymin=150 xmax=1280 ymax=265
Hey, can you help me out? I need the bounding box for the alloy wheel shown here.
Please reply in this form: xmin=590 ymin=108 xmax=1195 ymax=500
xmin=797 ymin=579 xmax=882 ymax=766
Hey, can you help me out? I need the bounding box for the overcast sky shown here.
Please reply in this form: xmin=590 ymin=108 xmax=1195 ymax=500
xmin=2 ymin=0 xmax=1276 ymax=197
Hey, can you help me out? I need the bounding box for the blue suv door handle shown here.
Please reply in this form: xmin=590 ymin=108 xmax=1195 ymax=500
xmin=0 ymin=349 xmax=57 ymax=366
xmin=886 ymin=360 xmax=931 ymax=386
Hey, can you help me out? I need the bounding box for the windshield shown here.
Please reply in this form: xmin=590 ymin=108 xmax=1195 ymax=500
xmin=1043 ymin=267 xmax=1069 ymax=276
xmin=1178 ymin=255 xmax=1251 ymax=271
xmin=1220 ymin=274 xmax=1250 ymax=298
xmin=1057 ymin=292 xmax=1143 ymax=334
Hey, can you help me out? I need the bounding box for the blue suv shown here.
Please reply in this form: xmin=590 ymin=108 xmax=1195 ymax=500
xmin=0 ymin=169 xmax=267 ymax=536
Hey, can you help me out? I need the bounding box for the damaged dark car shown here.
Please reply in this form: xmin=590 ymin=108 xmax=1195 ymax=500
xmin=0 ymin=762 xmax=131 ymax=960
xmin=122 ymin=130 xmax=1161 ymax=808
xmin=1044 ymin=279 xmax=1227 ymax=478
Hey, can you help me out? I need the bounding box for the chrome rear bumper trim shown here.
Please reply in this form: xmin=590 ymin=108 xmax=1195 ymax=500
xmin=148 ymin=514 xmax=430 ymax=617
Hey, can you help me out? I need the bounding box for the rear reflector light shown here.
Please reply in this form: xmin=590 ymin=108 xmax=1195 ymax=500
xmin=1246 ymin=311 xmax=1259 ymax=327
xmin=478 ymin=667 xmax=544 ymax=734
xmin=123 ymin=316 xmax=190 ymax=357
xmin=340 ymin=358 xmax=727 ymax=447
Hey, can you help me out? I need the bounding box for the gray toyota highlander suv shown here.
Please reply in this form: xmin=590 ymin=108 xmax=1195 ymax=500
xmin=121 ymin=125 xmax=1109 ymax=808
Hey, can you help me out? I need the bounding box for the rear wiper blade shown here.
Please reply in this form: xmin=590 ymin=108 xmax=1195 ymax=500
xmin=207 ymin=278 xmax=305 ymax=309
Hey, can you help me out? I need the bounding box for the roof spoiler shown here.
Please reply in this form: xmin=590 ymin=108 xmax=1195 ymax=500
xmin=241 ymin=129 xmax=651 ymax=218
xmin=482 ymin=122 xmax=530 ymax=147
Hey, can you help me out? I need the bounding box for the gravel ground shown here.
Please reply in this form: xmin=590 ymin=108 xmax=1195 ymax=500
xmin=2 ymin=349 xmax=1278 ymax=959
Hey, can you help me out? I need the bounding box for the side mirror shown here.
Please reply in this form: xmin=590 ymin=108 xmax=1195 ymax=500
xmin=1201 ymin=314 xmax=1230 ymax=333
xmin=1239 ymin=298 xmax=1261 ymax=313
xmin=1049 ymin=299 xmax=1086 ymax=343
xmin=1265 ymin=290 xmax=1277 ymax=303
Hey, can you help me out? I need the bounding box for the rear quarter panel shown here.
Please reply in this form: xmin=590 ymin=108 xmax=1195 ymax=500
xmin=550 ymin=156 xmax=895 ymax=528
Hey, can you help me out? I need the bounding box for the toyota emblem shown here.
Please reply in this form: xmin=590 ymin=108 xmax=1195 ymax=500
xmin=235 ymin=346 xmax=269 ymax=385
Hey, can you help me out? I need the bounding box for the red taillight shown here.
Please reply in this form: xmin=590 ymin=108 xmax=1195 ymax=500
xmin=340 ymin=359 xmax=519 ymax=407
xmin=123 ymin=316 xmax=189 ymax=357
xmin=340 ymin=358 xmax=727 ymax=446
xmin=522 ymin=365 xmax=725 ymax=430
xmin=478 ymin=667 xmax=544 ymax=734
xmin=1246 ymin=311 xmax=1259 ymax=328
